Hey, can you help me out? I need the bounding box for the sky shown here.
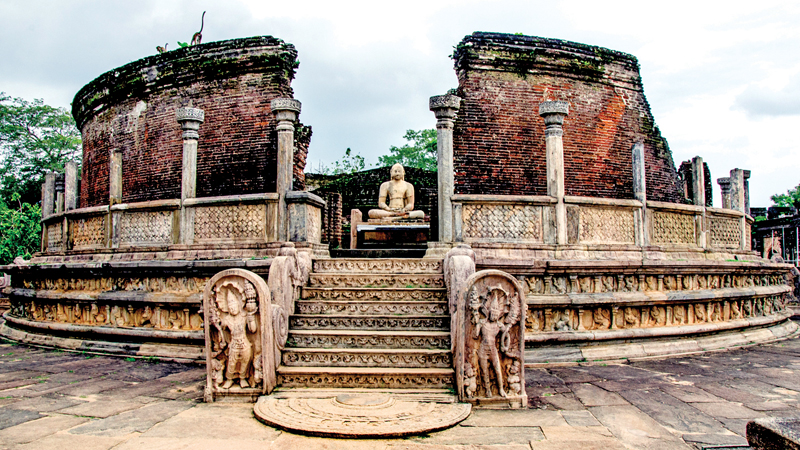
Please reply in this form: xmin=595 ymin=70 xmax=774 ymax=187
xmin=1 ymin=0 xmax=799 ymax=207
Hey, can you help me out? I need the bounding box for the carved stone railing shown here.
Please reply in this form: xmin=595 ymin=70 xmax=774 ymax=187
xmin=452 ymin=194 xmax=554 ymax=244
xmin=452 ymin=194 xmax=753 ymax=251
xmin=38 ymin=192 xmax=331 ymax=253
xmin=185 ymin=193 xmax=279 ymax=245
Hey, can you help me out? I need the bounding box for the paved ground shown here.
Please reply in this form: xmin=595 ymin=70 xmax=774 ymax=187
xmin=0 ymin=332 xmax=799 ymax=450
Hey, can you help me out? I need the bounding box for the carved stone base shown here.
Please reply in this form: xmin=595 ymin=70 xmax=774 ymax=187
xmin=254 ymin=391 xmax=471 ymax=438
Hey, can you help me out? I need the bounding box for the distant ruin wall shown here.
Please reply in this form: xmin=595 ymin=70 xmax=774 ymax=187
xmin=452 ymin=32 xmax=683 ymax=203
xmin=73 ymin=36 xmax=307 ymax=207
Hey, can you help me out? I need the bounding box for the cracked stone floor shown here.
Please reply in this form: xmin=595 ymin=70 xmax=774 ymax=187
xmin=1 ymin=328 xmax=799 ymax=449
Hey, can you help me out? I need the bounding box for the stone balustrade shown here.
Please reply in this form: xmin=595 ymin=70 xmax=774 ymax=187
xmin=451 ymin=194 xmax=753 ymax=252
xmin=40 ymin=192 xmax=326 ymax=253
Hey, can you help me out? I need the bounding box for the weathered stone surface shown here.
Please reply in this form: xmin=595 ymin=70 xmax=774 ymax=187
xmin=68 ymin=401 xmax=193 ymax=437
xmin=619 ymin=389 xmax=724 ymax=434
xmin=460 ymin=409 xmax=567 ymax=427
xmin=0 ymin=408 xmax=43 ymax=430
xmin=691 ymin=402 xmax=763 ymax=420
xmin=413 ymin=425 xmax=545 ymax=445
xmin=589 ymin=405 xmax=693 ymax=449
xmin=571 ymin=383 xmax=629 ymax=407
xmin=143 ymin=403 xmax=280 ymax=440
xmin=747 ymin=417 xmax=800 ymax=450
xmin=0 ymin=414 xmax=88 ymax=446
xmin=60 ymin=400 xmax=145 ymax=418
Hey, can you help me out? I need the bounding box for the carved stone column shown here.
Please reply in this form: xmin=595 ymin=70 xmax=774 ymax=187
xmin=691 ymin=156 xmax=705 ymax=206
xmin=539 ymin=101 xmax=569 ymax=245
xmin=718 ymin=177 xmax=731 ymax=209
xmin=271 ymin=98 xmax=301 ymax=242
xmin=631 ymin=142 xmax=648 ymax=246
xmin=176 ymin=106 xmax=205 ymax=245
xmin=430 ymin=94 xmax=461 ymax=243
xmin=692 ymin=156 xmax=707 ymax=248
xmin=42 ymin=172 xmax=56 ymax=218
xmin=64 ymin=161 xmax=78 ymax=211
xmin=743 ymin=169 xmax=751 ymax=216
xmin=730 ymin=169 xmax=745 ymax=213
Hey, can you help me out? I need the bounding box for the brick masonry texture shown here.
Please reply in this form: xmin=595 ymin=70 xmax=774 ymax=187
xmin=452 ymin=32 xmax=684 ymax=203
xmin=73 ymin=36 xmax=308 ymax=207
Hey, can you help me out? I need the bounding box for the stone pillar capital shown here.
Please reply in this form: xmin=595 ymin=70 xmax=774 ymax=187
xmin=271 ymin=98 xmax=301 ymax=126
xmin=176 ymin=107 xmax=205 ymax=140
xmin=539 ymin=101 xmax=569 ymax=137
xmin=430 ymin=94 xmax=461 ymax=128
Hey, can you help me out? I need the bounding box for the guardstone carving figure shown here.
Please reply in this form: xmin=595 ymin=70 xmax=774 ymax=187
xmin=460 ymin=270 xmax=526 ymax=408
xmin=204 ymin=268 xmax=274 ymax=402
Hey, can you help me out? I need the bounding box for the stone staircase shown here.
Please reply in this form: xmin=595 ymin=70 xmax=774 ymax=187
xmin=277 ymin=258 xmax=454 ymax=391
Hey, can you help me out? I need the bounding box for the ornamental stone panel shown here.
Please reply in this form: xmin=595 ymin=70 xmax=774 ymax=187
xmin=462 ymin=204 xmax=542 ymax=242
xmin=651 ymin=211 xmax=695 ymax=245
xmin=579 ymin=207 xmax=635 ymax=244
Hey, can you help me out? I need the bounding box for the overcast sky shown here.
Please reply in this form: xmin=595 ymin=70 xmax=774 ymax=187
xmin=2 ymin=0 xmax=799 ymax=207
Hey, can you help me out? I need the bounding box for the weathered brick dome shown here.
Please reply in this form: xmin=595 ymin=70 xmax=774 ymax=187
xmin=72 ymin=36 xmax=309 ymax=208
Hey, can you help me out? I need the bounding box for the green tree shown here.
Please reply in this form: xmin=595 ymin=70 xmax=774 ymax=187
xmin=0 ymin=93 xmax=82 ymax=206
xmin=770 ymin=184 xmax=800 ymax=208
xmin=378 ymin=129 xmax=437 ymax=171
xmin=323 ymin=148 xmax=366 ymax=175
xmin=0 ymin=196 xmax=41 ymax=264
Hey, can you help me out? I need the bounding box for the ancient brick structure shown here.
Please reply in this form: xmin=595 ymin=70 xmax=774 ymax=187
xmin=73 ymin=36 xmax=309 ymax=207
xmin=452 ymin=32 xmax=683 ymax=202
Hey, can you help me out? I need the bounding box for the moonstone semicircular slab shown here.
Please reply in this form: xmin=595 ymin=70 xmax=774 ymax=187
xmin=254 ymin=392 xmax=471 ymax=438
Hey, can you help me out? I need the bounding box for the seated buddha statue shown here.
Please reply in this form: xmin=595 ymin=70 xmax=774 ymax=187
xmin=367 ymin=164 xmax=425 ymax=221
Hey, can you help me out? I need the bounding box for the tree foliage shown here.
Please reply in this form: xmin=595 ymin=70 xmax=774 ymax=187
xmin=771 ymin=184 xmax=800 ymax=208
xmin=378 ymin=129 xmax=437 ymax=171
xmin=0 ymin=197 xmax=41 ymax=264
xmin=322 ymin=148 xmax=366 ymax=175
xmin=0 ymin=93 xmax=82 ymax=206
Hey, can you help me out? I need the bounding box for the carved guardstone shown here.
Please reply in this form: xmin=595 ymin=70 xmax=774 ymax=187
xmin=459 ymin=269 xmax=526 ymax=408
xmin=204 ymin=268 xmax=275 ymax=402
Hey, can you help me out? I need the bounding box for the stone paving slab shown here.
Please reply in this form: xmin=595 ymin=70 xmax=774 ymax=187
xmin=1 ymin=329 xmax=800 ymax=448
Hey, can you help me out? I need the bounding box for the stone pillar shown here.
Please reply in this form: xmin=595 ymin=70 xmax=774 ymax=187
xmin=729 ymin=168 xmax=747 ymax=251
xmin=691 ymin=156 xmax=705 ymax=206
xmin=631 ymin=142 xmax=648 ymax=246
xmin=743 ymin=170 xmax=751 ymax=216
xmin=64 ymin=161 xmax=78 ymax=211
xmin=176 ymin=106 xmax=205 ymax=244
xmin=271 ymin=98 xmax=301 ymax=242
xmin=539 ymin=101 xmax=569 ymax=245
xmin=42 ymin=172 xmax=56 ymax=217
xmin=718 ymin=177 xmax=731 ymax=209
xmin=109 ymin=149 xmax=123 ymax=206
xmin=729 ymin=169 xmax=745 ymax=213
xmin=430 ymin=94 xmax=461 ymax=243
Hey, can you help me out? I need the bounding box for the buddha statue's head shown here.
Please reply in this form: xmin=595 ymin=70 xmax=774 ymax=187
xmin=390 ymin=164 xmax=405 ymax=181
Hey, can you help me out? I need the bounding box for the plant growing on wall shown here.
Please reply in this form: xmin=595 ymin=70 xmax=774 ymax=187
xmin=0 ymin=195 xmax=41 ymax=264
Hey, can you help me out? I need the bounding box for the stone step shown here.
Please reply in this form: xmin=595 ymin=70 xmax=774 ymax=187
xmin=281 ymin=348 xmax=451 ymax=368
xmin=289 ymin=314 xmax=449 ymax=331
xmin=295 ymin=300 xmax=448 ymax=316
xmin=308 ymin=273 xmax=444 ymax=289
xmin=286 ymin=330 xmax=451 ymax=350
xmin=277 ymin=366 xmax=454 ymax=389
xmin=312 ymin=258 xmax=442 ymax=274
xmin=301 ymin=287 xmax=446 ymax=301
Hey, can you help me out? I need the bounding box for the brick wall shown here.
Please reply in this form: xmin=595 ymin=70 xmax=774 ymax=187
xmin=74 ymin=37 xmax=307 ymax=207
xmin=451 ymin=32 xmax=683 ymax=203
